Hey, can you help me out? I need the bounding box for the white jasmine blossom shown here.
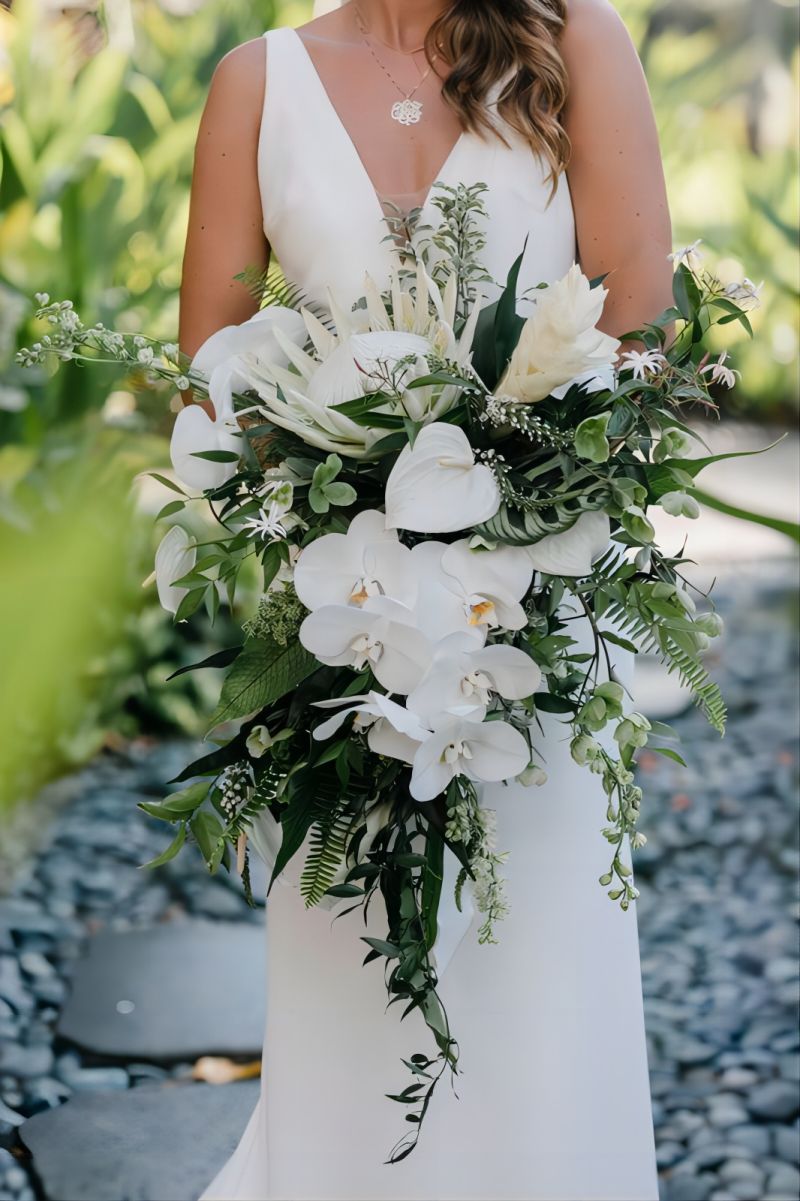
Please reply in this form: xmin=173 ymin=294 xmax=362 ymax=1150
xmin=620 ymin=349 xmax=667 ymax=380
xmin=702 ymin=351 xmax=740 ymax=389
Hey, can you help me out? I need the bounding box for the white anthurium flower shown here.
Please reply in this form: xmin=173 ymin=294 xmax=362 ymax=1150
xmin=550 ymin=362 xmax=618 ymax=401
xmin=169 ymin=402 xmax=243 ymax=492
xmin=385 ymin=423 xmax=501 ymax=534
xmin=440 ymin=539 xmax=534 ymax=632
xmin=299 ymin=596 xmax=431 ymax=694
xmin=312 ymin=691 xmax=430 ymax=764
xmin=407 ymin=632 xmax=542 ymax=723
xmin=154 ymin=525 xmax=196 ymax=615
xmin=497 ymin=264 xmax=621 ymax=404
xmin=293 ymin=509 xmax=415 ymax=612
xmin=410 ymin=715 xmax=530 ymax=802
xmin=190 ymin=306 xmax=308 ymax=418
xmin=526 ymin=510 xmax=611 ymax=578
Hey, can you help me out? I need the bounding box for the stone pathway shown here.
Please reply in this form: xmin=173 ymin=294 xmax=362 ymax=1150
xmin=0 ymin=566 xmax=797 ymax=1201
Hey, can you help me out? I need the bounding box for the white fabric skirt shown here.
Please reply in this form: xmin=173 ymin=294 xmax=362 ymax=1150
xmin=200 ymin=618 xmax=659 ymax=1201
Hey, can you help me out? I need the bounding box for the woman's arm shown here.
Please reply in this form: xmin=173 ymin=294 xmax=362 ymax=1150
xmin=179 ymin=38 xmax=269 ymax=414
xmin=561 ymin=0 xmax=673 ymax=340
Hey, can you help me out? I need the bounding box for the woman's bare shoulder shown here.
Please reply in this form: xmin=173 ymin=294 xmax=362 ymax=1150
xmin=562 ymin=0 xmax=634 ymax=53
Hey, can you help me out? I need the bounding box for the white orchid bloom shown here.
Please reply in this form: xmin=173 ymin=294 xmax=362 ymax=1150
xmin=408 ymin=539 xmax=533 ymax=643
xmin=154 ymin=525 xmax=196 ymax=615
xmin=410 ymin=715 xmax=530 ymax=802
xmin=299 ymin=596 xmax=431 ymax=694
xmin=169 ymin=402 xmax=242 ymax=491
xmin=440 ymin=540 xmax=534 ymax=632
xmin=498 ymin=264 xmax=621 ymax=404
xmin=312 ymin=691 xmax=430 ymax=764
xmin=385 ymin=423 xmax=501 ymax=534
xmin=293 ymin=509 xmax=415 ymax=612
xmin=407 ymin=632 xmax=542 ymax=723
xmin=526 ymin=511 xmax=611 ymax=577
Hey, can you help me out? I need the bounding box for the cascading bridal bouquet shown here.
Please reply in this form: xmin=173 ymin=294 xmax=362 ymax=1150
xmin=19 ymin=184 xmax=764 ymax=1161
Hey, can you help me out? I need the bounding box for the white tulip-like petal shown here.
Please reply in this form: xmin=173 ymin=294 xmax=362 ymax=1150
xmin=498 ymin=264 xmax=621 ymax=404
xmin=441 ymin=540 xmax=534 ymax=631
xmin=294 ymin=509 xmax=415 ymax=612
xmin=384 ymin=423 xmax=501 ymax=534
xmin=169 ymin=402 xmax=242 ymax=491
xmin=526 ymin=511 xmax=611 ymax=577
xmin=410 ymin=716 xmax=530 ymax=802
xmin=407 ymin=632 xmax=542 ymax=722
xmin=312 ymin=691 xmax=430 ymax=764
xmin=154 ymin=524 xmax=196 ymax=615
xmin=299 ymin=596 xmax=431 ymax=694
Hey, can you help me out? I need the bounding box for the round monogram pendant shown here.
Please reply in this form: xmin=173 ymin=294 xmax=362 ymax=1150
xmin=391 ymin=99 xmax=423 ymax=125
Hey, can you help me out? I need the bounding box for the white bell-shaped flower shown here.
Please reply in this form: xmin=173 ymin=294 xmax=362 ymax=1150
xmin=410 ymin=715 xmax=530 ymax=802
xmin=293 ymin=509 xmax=415 ymax=612
xmin=526 ymin=510 xmax=611 ymax=577
xmin=384 ymin=423 xmax=500 ymax=534
xmin=407 ymin=632 xmax=542 ymax=722
xmin=299 ymin=596 xmax=431 ymax=694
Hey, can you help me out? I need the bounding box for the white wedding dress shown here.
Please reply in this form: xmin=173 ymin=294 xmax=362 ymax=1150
xmin=199 ymin=24 xmax=659 ymax=1201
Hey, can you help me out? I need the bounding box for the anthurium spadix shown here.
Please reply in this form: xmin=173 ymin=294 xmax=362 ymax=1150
xmin=299 ymin=596 xmax=431 ymax=694
xmin=169 ymin=403 xmax=243 ymax=492
xmin=407 ymin=632 xmax=542 ymax=723
xmin=497 ymin=264 xmax=621 ymax=404
xmin=385 ymin=423 xmax=501 ymax=534
xmin=312 ymin=692 xmax=430 ymax=764
xmin=410 ymin=715 xmax=530 ymax=802
xmin=154 ymin=524 xmax=196 ymax=615
xmin=526 ymin=510 xmax=611 ymax=577
xmin=293 ymin=509 xmax=415 ymax=612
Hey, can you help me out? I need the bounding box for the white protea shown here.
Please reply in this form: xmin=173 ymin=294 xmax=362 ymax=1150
xmin=244 ymin=259 xmax=483 ymax=459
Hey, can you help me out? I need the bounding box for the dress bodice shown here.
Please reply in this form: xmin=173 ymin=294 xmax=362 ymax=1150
xmin=257 ymin=27 xmax=577 ymax=312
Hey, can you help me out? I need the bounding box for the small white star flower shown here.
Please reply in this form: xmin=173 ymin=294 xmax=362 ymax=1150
xmin=723 ymin=278 xmax=764 ymax=310
xmin=702 ymin=352 xmax=740 ymax=390
xmin=668 ymin=239 xmax=703 ymax=266
xmin=620 ymin=349 xmax=668 ymax=381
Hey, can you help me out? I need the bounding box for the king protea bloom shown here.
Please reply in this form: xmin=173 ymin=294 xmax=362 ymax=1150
xmin=497 ymin=264 xmax=620 ymax=404
xmin=244 ymin=260 xmax=483 ymax=459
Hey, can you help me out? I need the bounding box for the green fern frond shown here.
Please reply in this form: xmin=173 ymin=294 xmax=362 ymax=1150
xmin=301 ymin=805 xmax=353 ymax=908
xmin=234 ymin=263 xmax=331 ymax=326
xmin=601 ymin=596 xmax=727 ymax=734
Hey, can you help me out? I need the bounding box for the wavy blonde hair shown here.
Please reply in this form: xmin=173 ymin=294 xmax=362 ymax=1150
xmin=425 ymin=0 xmax=571 ymax=187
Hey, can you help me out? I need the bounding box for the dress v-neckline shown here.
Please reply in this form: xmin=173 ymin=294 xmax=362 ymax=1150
xmin=290 ymin=28 xmax=467 ymax=221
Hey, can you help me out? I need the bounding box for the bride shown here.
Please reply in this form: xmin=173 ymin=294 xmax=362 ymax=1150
xmin=180 ymin=2 xmax=671 ymax=1198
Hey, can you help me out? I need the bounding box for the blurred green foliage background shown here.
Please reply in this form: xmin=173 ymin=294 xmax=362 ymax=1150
xmin=0 ymin=0 xmax=797 ymax=810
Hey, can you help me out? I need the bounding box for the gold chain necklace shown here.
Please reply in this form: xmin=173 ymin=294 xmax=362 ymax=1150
xmin=353 ymin=5 xmax=438 ymax=126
